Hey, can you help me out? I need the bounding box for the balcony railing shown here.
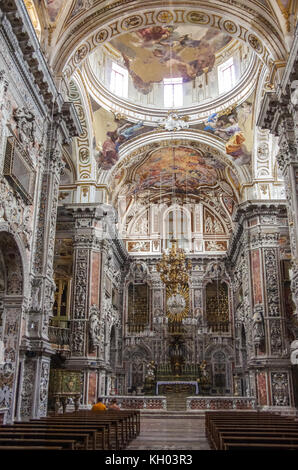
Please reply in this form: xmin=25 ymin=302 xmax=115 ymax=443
xmin=48 ymin=325 xmax=70 ymax=347
xmin=126 ymin=323 xmax=146 ymax=334
xmin=207 ymin=322 xmax=230 ymax=334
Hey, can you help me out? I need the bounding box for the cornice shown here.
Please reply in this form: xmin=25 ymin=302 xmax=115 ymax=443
xmin=257 ymin=23 xmax=298 ymax=134
xmin=52 ymin=1 xmax=287 ymax=75
xmin=0 ymin=0 xmax=57 ymax=110
xmin=0 ymin=1 xmax=81 ymax=141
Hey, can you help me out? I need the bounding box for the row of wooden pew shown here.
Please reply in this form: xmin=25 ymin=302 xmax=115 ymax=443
xmin=0 ymin=409 xmax=140 ymax=450
xmin=205 ymin=410 xmax=298 ymax=450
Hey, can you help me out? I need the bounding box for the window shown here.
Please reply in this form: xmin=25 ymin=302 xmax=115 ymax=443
xmin=163 ymin=77 xmax=183 ymax=108
xmin=218 ymin=57 xmax=235 ymax=94
xmin=165 ymin=208 xmax=189 ymax=250
xmin=110 ymin=62 xmax=128 ymax=97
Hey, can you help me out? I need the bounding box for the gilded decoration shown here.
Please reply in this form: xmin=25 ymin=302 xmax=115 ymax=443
xmin=206 ymin=282 xmax=229 ymax=329
xmin=157 ymin=240 xmax=191 ymax=322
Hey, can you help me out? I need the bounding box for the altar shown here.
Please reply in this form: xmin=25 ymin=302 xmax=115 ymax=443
xmin=156 ymin=381 xmax=199 ymax=395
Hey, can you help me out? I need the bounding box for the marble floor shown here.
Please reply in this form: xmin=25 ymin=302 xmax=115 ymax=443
xmin=126 ymin=414 xmax=211 ymax=450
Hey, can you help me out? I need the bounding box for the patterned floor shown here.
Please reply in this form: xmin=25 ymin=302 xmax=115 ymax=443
xmin=126 ymin=414 xmax=211 ymax=450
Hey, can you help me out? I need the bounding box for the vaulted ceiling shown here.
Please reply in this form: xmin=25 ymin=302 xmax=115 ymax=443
xmin=24 ymin=0 xmax=296 ymax=226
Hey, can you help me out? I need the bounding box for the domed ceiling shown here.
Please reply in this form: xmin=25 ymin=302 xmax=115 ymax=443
xmin=109 ymin=25 xmax=232 ymax=94
xmin=25 ymin=0 xmax=292 ymax=219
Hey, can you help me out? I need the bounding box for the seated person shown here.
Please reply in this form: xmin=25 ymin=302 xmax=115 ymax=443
xmin=108 ymin=398 xmax=120 ymax=411
xmin=91 ymin=397 xmax=107 ymax=411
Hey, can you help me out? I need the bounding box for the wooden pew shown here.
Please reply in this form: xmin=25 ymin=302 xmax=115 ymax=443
xmin=12 ymin=423 xmax=100 ymax=450
xmin=223 ymin=442 xmax=298 ymax=450
xmin=205 ymin=411 xmax=298 ymax=450
xmin=218 ymin=430 xmax=298 ymax=450
xmin=71 ymin=410 xmax=137 ymax=445
xmin=219 ymin=435 xmax=298 ymax=449
xmin=0 ymin=429 xmax=89 ymax=449
xmin=0 ymin=446 xmax=64 ymax=450
xmin=29 ymin=419 xmax=109 ymax=449
xmin=2 ymin=409 xmax=140 ymax=451
xmin=37 ymin=410 xmax=139 ymax=449
xmin=0 ymin=438 xmax=77 ymax=449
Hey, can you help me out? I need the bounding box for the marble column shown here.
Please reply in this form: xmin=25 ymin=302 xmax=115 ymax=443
xmin=65 ymin=205 xmax=106 ymax=406
xmin=230 ymin=203 xmax=295 ymax=410
xmin=19 ymin=110 xmax=79 ymax=420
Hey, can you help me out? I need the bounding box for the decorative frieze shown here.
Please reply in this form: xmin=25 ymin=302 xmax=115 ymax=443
xmin=271 ymin=372 xmax=290 ymax=407
xmin=264 ymin=248 xmax=280 ymax=317
xmin=19 ymin=359 xmax=36 ymax=420
xmin=270 ymin=320 xmax=283 ymax=355
xmin=39 ymin=361 xmax=50 ymax=417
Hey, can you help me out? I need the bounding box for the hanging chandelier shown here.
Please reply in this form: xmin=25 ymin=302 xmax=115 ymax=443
xmin=157 ymin=239 xmax=191 ymax=322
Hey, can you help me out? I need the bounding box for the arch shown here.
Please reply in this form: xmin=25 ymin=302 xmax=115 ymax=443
xmin=104 ymin=131 xmax=246 ymax=203
xmin=0 ymin=227 xmax=29 ymax=297
xmin=51 ymin=2 xmax=287 ymax=80
xmin=162 ymin=203 xmax=192 ymax=251
xmin=0 ymin=230 xmax=26 ymax=423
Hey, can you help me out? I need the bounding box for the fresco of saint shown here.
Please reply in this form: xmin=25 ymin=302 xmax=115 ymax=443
xmin=46 ymin=0 xmax=64 ymax=22
xmin=202 ymin=100 xmax=253 ymax=166
xmin=96 ymin=118 xmax=146 ymax=171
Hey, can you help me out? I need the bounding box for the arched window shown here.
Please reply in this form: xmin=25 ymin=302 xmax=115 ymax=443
xmin=164 ymin=207 xmax=190 ymax=250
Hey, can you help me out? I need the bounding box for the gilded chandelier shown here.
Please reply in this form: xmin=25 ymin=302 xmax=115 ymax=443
xmin=156 ymin=240 xmax=191 ymax=322
xmin=156 ymin=240 xmax=191 ymax=294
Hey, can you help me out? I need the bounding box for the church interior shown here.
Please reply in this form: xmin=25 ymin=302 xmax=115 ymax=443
xmin=0 ymin=0 xmax=298 ymax=452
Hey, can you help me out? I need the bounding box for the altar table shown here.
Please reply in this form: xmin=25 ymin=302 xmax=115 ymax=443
xmin=156 ymin=381 xmax=199 ymax=395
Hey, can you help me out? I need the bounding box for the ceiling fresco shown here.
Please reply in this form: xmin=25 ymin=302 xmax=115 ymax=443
xmin=110 ymin=25 xmax=232 ymax=94
xmin=196 ymin=95 xmax=254 ymax=167
xmin=93 ymin=108 xmax=152 ymax=171
xmin=45 ymin=0 xmax=64 ymax=22
xmin=117 ymin=146 xmax=237 ymax=200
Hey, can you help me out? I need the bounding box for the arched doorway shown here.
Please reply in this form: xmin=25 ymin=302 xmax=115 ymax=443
xmin=0 ymin=231 xmax=25 ymax=423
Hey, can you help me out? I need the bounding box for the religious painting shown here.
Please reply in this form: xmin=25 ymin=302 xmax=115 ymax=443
xmin=127 ymin=146 xmax=224 ymax=198
xmin=69 ymin=0 xmax=85 ymax=19
xmin=3 ymin=136 xmax=36 ymax=205
xmin=257 ymin=372 xmax=268 ymax=406
xmin=46 ymin=0 xmax=64 ymax=22
xmin=110 ymin=26 xmax=232 ymax=94
xmin=94 ymin=109 xmax=151 ymax=171
xmin=88 ymin=372 xmax=97 ymax=404
xmin=200 ymin=96 xmax=254 ymax=166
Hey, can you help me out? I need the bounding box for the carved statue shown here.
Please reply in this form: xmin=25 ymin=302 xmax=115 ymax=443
xmin=252 ymin=307 xmax=265 ymax=346
xmin=13 ymin=106 xmax=35 ymax=146
xmin=89 ymin=305 xmax=101 ymax=352
xmin=146 ymin=360 xmax=156 ymax=379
